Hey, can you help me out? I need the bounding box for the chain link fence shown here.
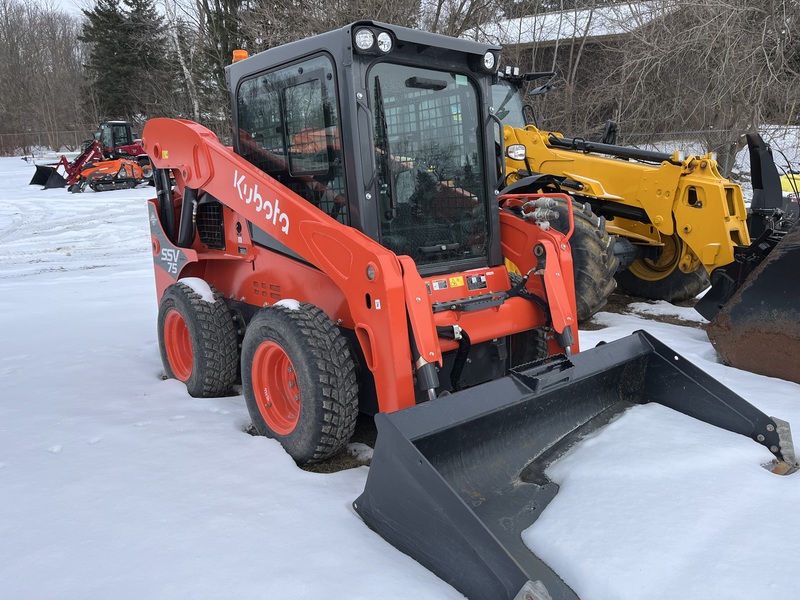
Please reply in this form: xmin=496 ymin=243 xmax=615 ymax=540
xmin=0 ymin=128 xmax=99 ymax=156
xmin=1 ymin=121 xmax=235 ymax=157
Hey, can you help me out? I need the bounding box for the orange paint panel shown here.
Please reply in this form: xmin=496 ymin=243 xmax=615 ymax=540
xmin=433 ymin=296 xmax=545 ymax=346
xmin=355 ymin=325 xmax=377 ymax=371
xmin=303 ymin=225 xmax=355 ymax=281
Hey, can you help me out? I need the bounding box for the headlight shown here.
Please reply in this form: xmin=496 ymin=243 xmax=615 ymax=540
xmin=354 ymin=29 xmax=375 ymax=51
xmin=483 ymin=51 xmax=496 ymax=71
xmin=376 ymin=31 xmax=393 ymax=53
xmin=506 ymin=144 xmax=526 ymax=161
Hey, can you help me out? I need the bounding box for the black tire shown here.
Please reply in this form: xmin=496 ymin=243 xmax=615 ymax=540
xmin=509 ymin=328 xmax=550 ymax=367
xmin=137 ymin=155 xmax=154 ymax=181
xmin=550 ymin=199 xmax=618 ymax=321
xmin=241 ymin=303 xmax=358 ymax=465
xmin=615 ymin=234 xmax=710 ymax=302
xmin=157 ymin=281 xmax=239 ymax=397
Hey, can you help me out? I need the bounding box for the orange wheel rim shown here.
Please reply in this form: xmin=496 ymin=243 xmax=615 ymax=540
xmin=252 ymin=341 xmax=300 ymax=435
xmin=164 ymin=310 xmax=193 ymax=381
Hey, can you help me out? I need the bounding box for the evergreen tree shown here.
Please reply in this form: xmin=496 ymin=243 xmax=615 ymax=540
xmin=81 ymin=0 xmax=177 ymax=122
xmin=80 ymin=0 xmax=134 ymax=120
xmin=122 ymin=0 xmax=177 ymax=118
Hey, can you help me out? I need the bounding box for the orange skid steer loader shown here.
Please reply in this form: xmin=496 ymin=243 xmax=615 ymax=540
xmin=142 ymin=22 xmax=796 ymax=600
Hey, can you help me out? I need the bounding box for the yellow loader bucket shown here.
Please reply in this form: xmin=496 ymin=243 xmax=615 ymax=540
xmin=354 ymin=331 xmax=795 ymax=600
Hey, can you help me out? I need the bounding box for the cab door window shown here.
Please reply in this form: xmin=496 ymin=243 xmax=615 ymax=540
xmin=237 ymin=55 xmax=347 ymax=223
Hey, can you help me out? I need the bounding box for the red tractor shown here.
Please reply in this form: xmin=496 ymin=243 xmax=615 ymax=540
xmin=30 ymin=120 xmax=149 ymax=189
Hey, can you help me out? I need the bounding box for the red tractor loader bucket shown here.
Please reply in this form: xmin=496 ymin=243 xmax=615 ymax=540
xmin=29 ymin=165 xmax=67 ymax=189
xmin=706 ymin=220 xmax=800 ymax=384
xmin=354 ymin=330 xmax=795 ymax=600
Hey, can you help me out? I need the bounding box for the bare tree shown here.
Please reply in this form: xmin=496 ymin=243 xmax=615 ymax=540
xmin=420 ymin=0 xmax=496 ymax=36
xmin=241 ymin=0 xmax=420 ymax=51
xmin=164 ymin=0 xmax=201 ymax=121
xmin=609 ymin=0 xmax=800 ymax=173
xmin=477 ymin=0 xmax=800 ymax=173
xmin=0 ymin=0 xmax=87 ymax=153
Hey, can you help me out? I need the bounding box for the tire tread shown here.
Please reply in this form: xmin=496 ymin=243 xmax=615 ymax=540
xmin=159 ymin=282 xmax=239 ymax=398
xmin=243 ymin=303 xmax=358 ymax=464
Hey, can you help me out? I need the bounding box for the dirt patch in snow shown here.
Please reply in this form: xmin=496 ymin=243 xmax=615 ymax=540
xmin=582 ymin=293 xmax=707 ymax=330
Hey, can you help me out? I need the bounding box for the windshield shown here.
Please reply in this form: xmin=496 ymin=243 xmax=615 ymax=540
xmin=491 ymin=79 xmax=527 ymax=129
xmin=370 ymin=63 xmax=488 ymax=269
xmin=100 ymin=123 xmax=130 ymax=149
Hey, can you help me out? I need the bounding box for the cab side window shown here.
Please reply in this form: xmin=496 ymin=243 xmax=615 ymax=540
xmin=237 ymin=55 xmax=347 ymax=224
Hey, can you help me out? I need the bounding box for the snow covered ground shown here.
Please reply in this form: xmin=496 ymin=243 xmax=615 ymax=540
xmin=1 ymin=156 xmax=799 ymax=599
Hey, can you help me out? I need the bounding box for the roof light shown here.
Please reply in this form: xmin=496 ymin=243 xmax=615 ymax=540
xmin=232 ymin=49 xmax=248 ymax=63
xmin=376 ymin=31 xmax=393 ymax=53
xmin=355 ymin=29 xmax=375 ymax=51
xmin=483 ymin=51 xmax=496 ymax=71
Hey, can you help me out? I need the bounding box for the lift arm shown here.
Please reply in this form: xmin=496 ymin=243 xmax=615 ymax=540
xmin=143 ymin=118 xmax=440 ymax=413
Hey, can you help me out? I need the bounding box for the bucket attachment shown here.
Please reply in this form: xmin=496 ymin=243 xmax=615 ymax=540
xmin=694 ymin=133 xmax=795 ymax=325
xmin=706 ymin=220 xmax=800 ymax=384
xmin=354 ymin=330 xmax=795 ymax=600
xmin=29 ymin=165 xmax=67 ymax=189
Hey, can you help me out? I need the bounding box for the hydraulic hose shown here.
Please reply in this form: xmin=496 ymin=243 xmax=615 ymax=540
xmin=436 ymin=325 xmax=472 ymax=392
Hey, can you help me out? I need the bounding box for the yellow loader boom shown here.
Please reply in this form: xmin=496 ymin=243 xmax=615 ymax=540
xmin=505 ymin=125 xmax=751 ymax=274
xmin=491 ymin=72 xmax=766 ymax=306
xmin=496 ymin=74 xmax=800 ymax=386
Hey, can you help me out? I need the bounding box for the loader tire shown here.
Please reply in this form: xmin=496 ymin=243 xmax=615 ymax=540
xmin=551 ymin=199 xmax=618 ymax=321
xmin=242 ymin=303 xmax=358 ymax=466
xmin=510 ymin=328 xmax=550 ymax=367
xmin=137 ymin=156 xmax=154 ymax=180
xmin=615 ymin=234 xmax=710 ymax=302
xmin=158 ymin=281 xmax=239 ymax=398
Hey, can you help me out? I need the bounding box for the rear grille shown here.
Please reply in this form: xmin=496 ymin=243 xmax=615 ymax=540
xmin=197 ymin=202 xmax=225 ymax=250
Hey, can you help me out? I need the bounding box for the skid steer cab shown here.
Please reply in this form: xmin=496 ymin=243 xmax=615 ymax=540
xmin=142 ymin=22 xmax=796 ymax=600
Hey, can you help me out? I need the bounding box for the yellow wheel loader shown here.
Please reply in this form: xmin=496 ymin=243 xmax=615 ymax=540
xmin=494 ymin=73 xmax=800 ymax=385
xmin=142 ymin=23 xmax=797 ymax=600
xmin=495 ymin=74 xmax=751 ymax=304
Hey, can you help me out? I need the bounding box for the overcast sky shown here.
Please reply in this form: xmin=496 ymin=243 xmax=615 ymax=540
xmin=49 ymin=0 xmax=87 ymax=17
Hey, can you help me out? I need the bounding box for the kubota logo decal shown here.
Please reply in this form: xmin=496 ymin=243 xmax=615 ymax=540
xmin=234 ymin=170 xmax=290 ymax=234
